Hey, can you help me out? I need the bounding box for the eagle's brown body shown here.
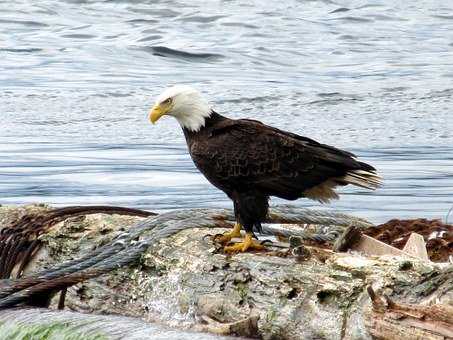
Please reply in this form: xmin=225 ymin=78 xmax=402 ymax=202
xmin=183 ymin=111 xmax=380 ymax=235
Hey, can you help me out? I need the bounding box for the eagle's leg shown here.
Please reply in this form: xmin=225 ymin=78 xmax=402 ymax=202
xmin=224 ymin=232 xmax=264 ymax=253
xmin=214 ymin=222 xmax=242 ymax=244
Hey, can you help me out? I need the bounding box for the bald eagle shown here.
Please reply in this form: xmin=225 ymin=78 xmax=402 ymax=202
xmin=150 ymin=85 xmax=382 ymax=252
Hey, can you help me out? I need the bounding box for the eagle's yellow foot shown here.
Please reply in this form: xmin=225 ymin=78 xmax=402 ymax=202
xmin=214 ymin=222 xmax=242 ymax=244
xmin=224 ymin=232 xmax=265 ymax=253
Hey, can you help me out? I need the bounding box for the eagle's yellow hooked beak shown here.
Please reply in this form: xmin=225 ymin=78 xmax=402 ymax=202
xmin=149 ymin=104 xmax=166 ymax=124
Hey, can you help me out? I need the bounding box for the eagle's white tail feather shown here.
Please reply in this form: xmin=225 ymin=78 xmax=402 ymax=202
xmin=303 ymin=179 xmax=340 ymax=203
xmin=341 ymin=170 xmax=382 ymax=190
xmin=303 ymin=169 xmax=382 ymax=203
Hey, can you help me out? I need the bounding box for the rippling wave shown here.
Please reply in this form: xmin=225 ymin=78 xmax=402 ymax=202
xmin=142 ymin=46 xmax=223 ymax=61
xmin=0 ymin=143 xmax=452 ymax=224
xmin=1 ymin=0 xmax=453 ymax=223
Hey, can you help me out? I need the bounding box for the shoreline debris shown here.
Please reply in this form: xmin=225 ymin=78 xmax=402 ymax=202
xmin=333 ymin=225 xmax=430 ymax=261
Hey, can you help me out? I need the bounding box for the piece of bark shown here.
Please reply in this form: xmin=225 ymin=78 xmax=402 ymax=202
xmin=332 ymin=225 xmax=362 ymax=252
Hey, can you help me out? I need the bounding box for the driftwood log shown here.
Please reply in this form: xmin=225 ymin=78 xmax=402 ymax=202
xmin=0 ymin=204 xmax=451 ymax=339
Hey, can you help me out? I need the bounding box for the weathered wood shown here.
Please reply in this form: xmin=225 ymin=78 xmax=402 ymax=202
xmin=403 ymin=233 xmax=430 ymax=261
xmin=0 ymin=205 xmax=451 ymax=339
xmin=334 ymin=225 xmax=431 ymax=262
xmin=365 ymin=286 xmax=453 ymax=339
xmin=354 ymin=234 xmax=412 ymax=257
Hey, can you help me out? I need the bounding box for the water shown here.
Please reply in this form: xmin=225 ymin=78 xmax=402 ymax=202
xmin=1 ymin=0 xmax=453 ymax=224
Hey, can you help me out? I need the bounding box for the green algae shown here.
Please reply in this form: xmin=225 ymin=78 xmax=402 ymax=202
xmin=0 ymin=321 xmax=107 ymax=340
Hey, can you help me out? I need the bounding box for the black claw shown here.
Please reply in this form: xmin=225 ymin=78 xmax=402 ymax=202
xmin=212 ymin=243 xmax=225 ymax=254
xmin=260 ymin=239 xmax=273 ymax=246
xmin=203 ymin=233 xmax=218 ymax=242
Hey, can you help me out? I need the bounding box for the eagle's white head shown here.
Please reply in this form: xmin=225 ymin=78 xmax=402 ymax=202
xmin=149 ymin=85 xmax=212 ymax=132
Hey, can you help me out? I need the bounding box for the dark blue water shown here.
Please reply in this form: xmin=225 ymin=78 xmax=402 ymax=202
xmin=1 ymin=0 xmax=453 ymax=224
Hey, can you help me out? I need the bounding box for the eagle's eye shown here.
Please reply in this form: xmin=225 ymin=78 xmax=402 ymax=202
xmin=162 ymin=97 xmax=172 ymax=105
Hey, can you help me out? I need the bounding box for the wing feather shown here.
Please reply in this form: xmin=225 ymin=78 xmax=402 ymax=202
xmin=190 ymin=118 xmax=381 ymax=202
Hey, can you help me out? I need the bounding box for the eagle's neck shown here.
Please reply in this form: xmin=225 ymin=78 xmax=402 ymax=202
xmin=201 ymin=110 xmax=225 ymax=128
xmin=182 ymin=111 xmax=225 ymax=139
xmin=174 ymin=97 xmax=212 ymax=132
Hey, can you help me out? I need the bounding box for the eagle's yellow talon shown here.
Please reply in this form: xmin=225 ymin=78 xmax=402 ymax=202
xmin=224 ymin=232 xmax=265 ymax=253
xmin=215 ymin=222 xmax=242 ymax=244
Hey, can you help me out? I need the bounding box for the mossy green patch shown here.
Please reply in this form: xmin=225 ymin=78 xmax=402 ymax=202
xmin=0 ymin=321 xmax=107 ymax=340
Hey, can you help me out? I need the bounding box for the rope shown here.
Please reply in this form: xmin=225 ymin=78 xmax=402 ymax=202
xmin=0 ymin=205 xmax=154 ymax=280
